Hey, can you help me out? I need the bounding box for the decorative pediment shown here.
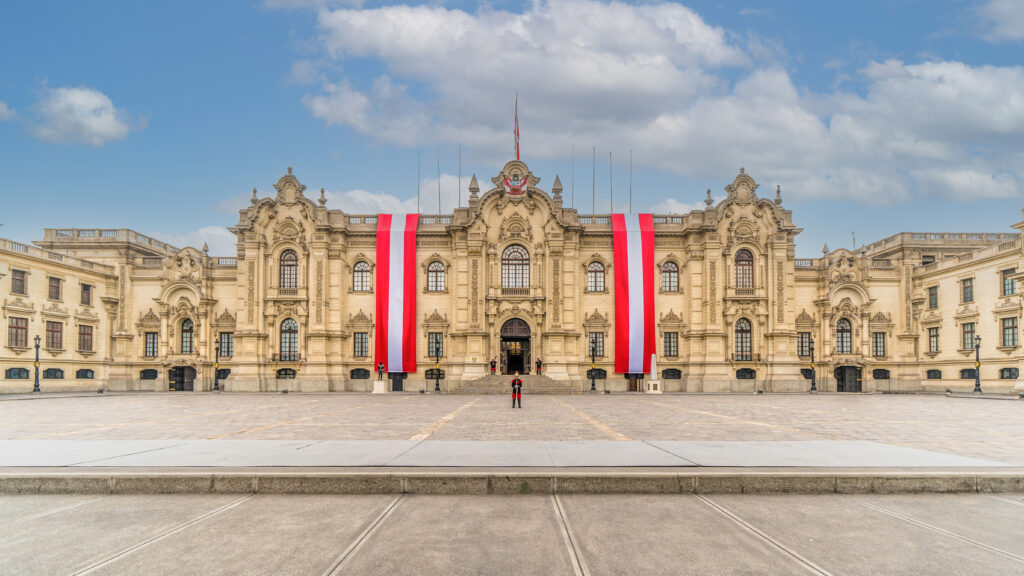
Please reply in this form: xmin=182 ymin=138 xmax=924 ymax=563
xmin=796 ymin=309 xmax=816 ymax=326
xmin=827 ymin=250 xmax=864 ymax=287
xmin=423 ymin=309 xmax=449 ymax=329
xmin=659 ymin=309 xmax=685 ymax=328
xmin=832 ymin=297 xmax=858 ymax=320
xmin=869 ymin=311 xmax=893 ymax=325
xmin=76 ymin=307 xmax=98 ymax=320
xmin=139 ymin=308 xmax=161 ymax=325
xmin=583 ymin=309 xmax=610 ymax=328
xmin=347 ymin=309 xmax=372 ymax=329
xmin=993 ymin=296 xmax=1022 ymax=316
xmin=498 ymin=212 xmax=534 ymax=243
xmin=921 ymin=310 xmax=942 ymax=326
xmin=212 ymin=309 xmax=236 ymax=327
xmin=953 ymin=304 xmax=979 ymax=321
xmin=3 ymin=297 xmax=34 ymax=312
xmin=724 ymin=168 xmax=759 ymax=205
xmin=41 ymin=302 xmax=69 ymax=317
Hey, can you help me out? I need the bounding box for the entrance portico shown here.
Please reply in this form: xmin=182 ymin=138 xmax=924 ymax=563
xmin=500 ymin=318 xmax=531 ymax=375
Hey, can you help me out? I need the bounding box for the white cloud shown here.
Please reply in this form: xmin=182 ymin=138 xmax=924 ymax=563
xmin=649 ymin=196 xmax=724 ymax=214
xmin=157 ymin=226 xmax=237 ymax=256
xmin=324 ymin=173 xmax=473 ymax=214
xmin=288 ymin=60 xmax=326 ymax=85
xmin=978 ymin=0 xmax=1024 ymax=42
xmin=31 ymin=87 xmax=143 ymax=146
xmin=0 ymin=101 xmax=15 ymax=121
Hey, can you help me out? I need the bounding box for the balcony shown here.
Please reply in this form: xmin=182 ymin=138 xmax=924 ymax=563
xmin=733 ymin=353 xmax=761 ymax=362
xmin=501 ymin=287 xmax=530 ymax=297
xmin=272 ymin=352 xmax=302 ymax=362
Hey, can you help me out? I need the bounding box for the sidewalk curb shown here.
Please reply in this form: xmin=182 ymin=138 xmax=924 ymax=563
xmin=1 ymin=470 xmax=1020 ymax=495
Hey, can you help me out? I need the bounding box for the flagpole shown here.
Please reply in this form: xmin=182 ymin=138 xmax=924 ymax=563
xmin=417 ymin=148 xmax=421 ymax=214
xmin=592 ymin=146 xmax=596 ymax=214
xmin=514 ymin=92 xmax=520 ymax=161
xmin=458 ymin=144 xmax=462 ymax=209
xmin=437 ymin=150 xmax=441 ymax=214
xmin=571 ymin=144 xmax=575 ymax=210
xmin=629 ymin=150 xmax=633 ymax=214
xmin=609 ymin=151 xmax=613 ymax=214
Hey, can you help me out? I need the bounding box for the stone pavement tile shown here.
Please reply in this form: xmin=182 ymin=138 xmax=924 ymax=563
xmin=545 ymin=440 xmax=695 ymax=466
xmin=0 ymin=494 xmax=239 ymax=575
xmin=650 ymin=440 xmax=1009 ymax=467
xmin=0 ymin=494 xmax=100 ymax=525
xmin=71 ymin=440 xmax=312 ymax=467
xmin=559 ymin=494 xmax=804 ymax=575
xmin=341 ymin=495 xmax=576 ymax=575
xmin=90 ymin=495 xmax=394 ymax=576
xmin=0 ymin=440 xmax=185 ymax=466
xmin=387 ymin=441 xmax=555 ymax=466
xmin=709 ymin=494 xmax=1024 ymax=575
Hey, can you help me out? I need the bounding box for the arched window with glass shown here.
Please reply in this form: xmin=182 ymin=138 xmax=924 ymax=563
xmin=661 ymin=262 xmax=679 ymax=292
xmin=587 ymin=262 xmax=605 ymax=292
xmin=501 ymin=245 xmax=530 ymax=289
xmin=352 ymin=261 xmax=371 ymax=292
xmin=180 ymin=319 xmax=194 ymax=354
xmin=735 ymin=318 xmax=752 ymax=361
xmin=427 ymin=261 xmax=445 ymax=292
xmin=279 ymin=250 xmax=298 ymax=289
xmin=280 ymin=318 xmax=299 ymax=361
xmin=735 ymin=250 xmax=754 ymax=289
xmin=835 ymin=318 xmax=853 ymax=354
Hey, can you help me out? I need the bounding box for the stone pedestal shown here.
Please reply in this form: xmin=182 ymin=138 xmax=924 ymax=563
xmin=372 ymin=380 xmax=388 ymax=394
xmin=645 ymin=379 xmax=662 ymax=394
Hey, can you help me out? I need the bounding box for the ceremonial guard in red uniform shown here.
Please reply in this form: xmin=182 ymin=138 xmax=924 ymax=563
xmin=490 ymin=357 xmax=497 ymax=375
xmin=511 ymin=372 xmax=523 ymax=408
xmin=535 ymin=357 xmax=542 ymax=376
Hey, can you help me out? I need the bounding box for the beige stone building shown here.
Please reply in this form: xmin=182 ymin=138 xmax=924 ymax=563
xmin=3 ymin=161 xmax=1023 ymax=394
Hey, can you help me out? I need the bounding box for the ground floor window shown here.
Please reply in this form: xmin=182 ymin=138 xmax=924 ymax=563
xmin=76 ymin=369 xmax=94 ymax=379
xmin=960 ymin=368 xmax=977 ymax=379
xmin=1002 ymin=318 xmax=1018 ymax=347
xmin=276 ymin=368 xmax=297 ymax=379
xmin=663 ymin=332 xmax=678 ymax=357
xmin=926 ymin=369 xmax=942 ymax=379
xmin=797 ymin=332 xmax=811 ymax=357
xmin=871 ymin=332 xmax=885 ymax=357
xmin=928 ymin=327 xmax=939 ymax=353
xmin=43 ymin=368 xmax=64 ymax=379
xmin=145 ymin=332 xmax=159 ymax=357
xmin=46 ymin=321 xmax=63 ymax=350
xmin=350 ymin=368 xmax=370 ymax=379
xmin=736 ymin=368 xmax=756 ymax=379
xmin=427 ymin=332 xmax=443 ymax=358
xmin=1000 ymin=368 xmax=1018 ymax=379
xmin=140 ymin=369 xmax=158 ymax=380
xmin=662 ymin=368 xmax=681 ymax=379
xmin=961 ymin=322 xmax=976 ymax=351
xmin=5 ymin=368 xmax=29 ymax=379
xmin=8 ymin=317 xmax=28 ymax=348
xmin=872 ymin=368 xmax=890 ymax=379
xmin=78 ymin=325 xmax=93 ymax=352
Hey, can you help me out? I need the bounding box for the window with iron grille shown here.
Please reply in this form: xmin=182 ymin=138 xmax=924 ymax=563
xmin=662 ymin=369 xmax=682 ymax=379
xmin=1000 ymin=367 xmax=1018 ymax=379
xmin=8 ymin=317 xmax=27 ymax=348
xmin=5 ymin=368 xmax=29 ymax=379
xmin=352 ymin=261 xmax=371 ymax=292
xmin=353 ymin=332 xmax=369 ymax=357
xmin=502 ymin=245 xmax=530 ymax=289
xmin=871 ymin=332 xmax=885 ymax=357
xmin=797 ymin=332 xmax=811 ymax=357
xmin=661 ymin=262 xmax=679 ymax=292
xmin=43 ymin=368 xmax=64 ymax=379
xmin=140 ymin=369 xmax=158 ymax=380
xmin=735 ymin=250 xmax=753 ymax=289
xmin=735 ymin=318 xmax=752 ymax=360
xmin=280 ymin=318 xmax=298 ymax=360
xmin=427 ymin=332 xmax=443 ymax=358
xmin=960 ymin=368 xmax=977 ymax=379
xmin=279 ymin=250 xmax=298 ymax=289
xmin=219 ymin=332 xmax=234 ymax=357
xmin=926 ymin=369 xmax=941 ymax=379
xmin=276 ymin=368 xmax=296 ymax=379
xmin=78 ymin=325 xmax=93 ymax=352
xmin=1002 ymin=317 xmax=1018 ymax=347
xmin=48 ymin=277 xmax=61 ymax=301
xmin=928 ymin=286 xmax=938 ymax=309
xmin=76 ymin=369 xmax=94 ymax=379
xmin=663 ymin=332 xmax=678 ymax=356
xmin=45 ymin=321 xmax=62 ymax=349
xmin=350 ymin=369 xmax=370 ymax=379
xmin=80 ymin=284 xmax=92 ymax=306
xmin=928 ymin=327 xmax=939 ymax=353
xmin=873 ymin=369 xmax=890 ymax=380
xmin=586 ymin=262 xmax=605 ymax=292
xmin=180 ymin=319 xmax=194 ymax=354
xmin=962 ymin=322 xmax=976 ymax=351
xmin=835 ymin=318 xmax=852 ymax=354
xmin=588 ymin=332 xmax=604 ymax=357
xmin=961 ymin=278 xmax=974 ymax=303
xmin=145 ymin=332 xmax=158 ymax=357
xmin=1003 ymin=269 xmax=1017 ymax=296
xmin=11 ymin=270 xmax=26 ymax=295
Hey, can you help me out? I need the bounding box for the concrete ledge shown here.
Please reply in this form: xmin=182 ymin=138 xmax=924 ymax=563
xmin=1 ymin=469 xmax=1021 ymax=495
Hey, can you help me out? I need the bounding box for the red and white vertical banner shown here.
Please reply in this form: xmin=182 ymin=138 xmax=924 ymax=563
xmin=612 ymin=213 xmax=655 ymax=374
xmin=375 ymin=214 xmax=419 ymax=373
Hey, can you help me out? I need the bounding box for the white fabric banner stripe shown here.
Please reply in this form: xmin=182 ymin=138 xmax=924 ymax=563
xmin=387 ymin=214 xmax=408 ymax=369
xmin=625 ymin=214 xmax=645 ymax=373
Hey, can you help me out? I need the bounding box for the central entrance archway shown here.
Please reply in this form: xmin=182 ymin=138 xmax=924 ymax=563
xmin=500 ymin=318 xmax=531 ymax=375
xmin=834 ymin=365 xmax=862 ymax=392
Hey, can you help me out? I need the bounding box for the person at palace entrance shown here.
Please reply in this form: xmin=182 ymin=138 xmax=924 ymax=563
xmin=511 ymin=372 xmax=522 ymax=408
xmin=535 ymin=357 xmax=542 ymax=376
xmin=490 ymin=357 xmax=497 ymax=375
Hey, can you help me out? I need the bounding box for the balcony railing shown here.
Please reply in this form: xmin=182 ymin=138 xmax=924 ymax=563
xmin=278 ymin=288 xmax=298 ymax=296
xmin=272 ymin=352 xmax=301 ymax=362
xmin=734 ymin=288 xmax=756 ymax=296
xmin=502 ymin=287 xmax=530 ymax=297
xmin=733 ymin=353 xmax=761 ymax=362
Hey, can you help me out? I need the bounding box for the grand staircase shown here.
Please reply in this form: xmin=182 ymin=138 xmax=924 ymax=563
xmin=452 ymin=374 xmax=580 ymax=395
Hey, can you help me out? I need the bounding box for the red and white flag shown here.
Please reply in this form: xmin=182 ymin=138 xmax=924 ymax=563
xmin=612 ymin=214 xmax=655 ymax=374
xmin=375 ymin=214 xmax=419 ymax=373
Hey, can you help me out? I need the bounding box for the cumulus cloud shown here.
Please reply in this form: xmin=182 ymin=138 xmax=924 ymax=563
xmin=156 ymin=226 xmax=237 ymax=255
xmin=282 ymin=0 xmax=1022 ymax=204
xmin=0 ymin=101 xmax=15 ymax=121
xmin=977 ymin=0 xmax=1024 ymax=42
xmin=31 ymin=87 xmax=143 ymax=146
xmin=324 ymin=173 xmax=473 ymax=214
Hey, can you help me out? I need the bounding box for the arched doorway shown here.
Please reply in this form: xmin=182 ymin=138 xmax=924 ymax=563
xmin=500 ymin=318 xmax=531 ymax=375
xmin=834 ymin=366 xmax=862 ymax=392
xmin=169 ymin=366 xmax=196 ymax=391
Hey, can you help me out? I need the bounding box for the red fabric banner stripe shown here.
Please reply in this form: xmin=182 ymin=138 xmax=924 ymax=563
xmin=374 ymin=214 xmax=392 ymax=372
xmin=402 ymin=214 xmax=418 ymax=372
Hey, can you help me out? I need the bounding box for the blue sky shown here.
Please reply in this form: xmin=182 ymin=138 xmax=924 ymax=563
xmin=1 ymin=0 xmax=1022 ymax=256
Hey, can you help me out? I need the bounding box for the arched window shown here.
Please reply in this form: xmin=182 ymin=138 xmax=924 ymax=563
xmin=587 ymin=262 xmax=605 ymax=292
xmin=280 ymin=318 xmax=298 ymax=361
xmin=43 ymin=368 xmax=64 ymax=379
xmin=181 ymin=319 xmax=194 ymax=354
xmin=75 ymin=369 xmax=94 ymax=380
xmin=662 ymin=262 xmax=679 ymax=292
xmin=735 ymin=250 xmax=753 ymax=289
xmin=352 ymin=261 xmax=371 ymax=292
xmin=140 ymin=369 xmax=158 ymax=380
xmin=427 ymin=261 xmax=446 ymax=292
xmin=736 ymin=368 xmax=756 ymax=379
xmin=735 ymin=318 xmax=752 ymax=361
xmin=872 ymin=369 xmax=890 ymax=380
xmin=276 ymin=368 xmax=296 ymax=380
xmin=835 ymin=318 xmax=852 ymax=354
xmin=926 ymin=369 xmax=942 ymax=380
xmin=279 ymin=250 xmax=298 ymax=289
xmin=502 ymin=245 xmax=529 ymax=289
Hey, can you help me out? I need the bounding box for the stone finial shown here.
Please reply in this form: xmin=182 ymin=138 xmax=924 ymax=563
xmin=251 ymin=188 xmax=258 ymax=205
xmin=202 ymin=242 xmax=209 ymax=253
xmin=552 ymin=174 xmax=563 ymax=195
xmin=319 ymin=187 xmax=327 ymax=206
xmin=469 ymin=174 xmax=479 ymax=199
xmin=739 ymin=167 xmax=745 ymax=174
xmin=774 ymin=185 xmax=782 ymax=205
xmin=705 ymin=188 xmax=713 ymax=209
xmin=822 ymin=243 xmax=830 ymax=255
xmin=287 ymin=166 xmax=293 ymax=174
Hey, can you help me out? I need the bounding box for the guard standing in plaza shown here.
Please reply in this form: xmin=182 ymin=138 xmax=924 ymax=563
xmin=377 ymin=361 xmax=385 ymax=381
xmin=535 ymin=357 xmax=542 ymax=376
xmin=490 ymin=357 xmax=497 ymax=375
xmin=511 ymin=371 xmax=523 ymax=408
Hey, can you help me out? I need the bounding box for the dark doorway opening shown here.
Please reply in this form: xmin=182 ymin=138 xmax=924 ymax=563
xmin=835 ymin=366 xmax=862 ymax=392
xmin=500 ymin=318 xmax=531 ymax=375
xmin=389 ymin=372 xmax=406 ymax=392
xmin=169 ymin=366 xmax=196 ymax=391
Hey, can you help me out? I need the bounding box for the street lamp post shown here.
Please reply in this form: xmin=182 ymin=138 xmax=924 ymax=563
xmin=590 ymin=344 xmax=597 ymax=392
xmin=809 ymin=337 xmax=817 ymax=393
xmin=33 ymin=335 xmax=41 ymax=393
xmin=213 ymin=343 xmax=220 ymax=392
xmin=974 ymin=335 xmax=982 ymax=394
xmin=434 ymin=346 xmax=441 ymax=393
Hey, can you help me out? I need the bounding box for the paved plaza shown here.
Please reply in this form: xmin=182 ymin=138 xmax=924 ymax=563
xmin=1 ymin=392 xmax=1022 ymax=464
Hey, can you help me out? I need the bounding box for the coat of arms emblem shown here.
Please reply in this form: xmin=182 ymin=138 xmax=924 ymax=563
xmin=503 ymin=173 xmax=528 ymax=195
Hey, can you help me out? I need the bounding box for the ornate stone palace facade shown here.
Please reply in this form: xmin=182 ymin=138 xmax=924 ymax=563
xmin=3 ymin=161 xmax=1024 ymax=394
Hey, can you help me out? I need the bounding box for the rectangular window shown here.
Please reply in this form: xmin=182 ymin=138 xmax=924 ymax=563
xmin=962 ymin=322 xmax=976 ymax=351
xmin=872 ymin=332 xmax=885 ymax=357
xmin=1002 ymin=317 xmax=1018 ymax=347
xmin=588 ymin=332 xmax=604 ymax=357
xmin=219 ymin=332 xmax=234 ymax=357
xmin=145 ymin=332 xmax=159 ymax=357
xmin=11 ymin=270 xmax=26 ymax=295
xmin=1003 ymin=269 xmax=1017 ymax=296
xmin=797 ymin=332 xmax=811 ymax=357
xmin=48 ymin=277 xmax=62 ymax=301
xmin=78 ymin=325 xmax=93 ymax=352
xmin=353 ymin=332 xmax=369 ymax=357
xmin=427 ymin=332 xmax=443 ymax=358
xmin=961 ymin=278 xmax=974 ymax=303
xmin=45 ymin=321 xmax=62 ymax=349
xmin=663 ymin=332 xmax=678 ymax=357
xmin=80 ymin=284 xmax=92 ymax=306
xmin=922 ymin=254 xmax=935 ymax=265
xmin=928 ymin=286 xmax=938 ymax=310
xmin=928 ymin=327 xmax=939 ymax=353
xmin=8 ymin=317 xmax=28 ymax=348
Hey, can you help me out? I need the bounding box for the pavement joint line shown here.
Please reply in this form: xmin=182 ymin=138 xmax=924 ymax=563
xmin=641 ymin=440 xmax=701 ymax=466
xmin=551 ymin=495 xmax=588 ymax=576
xmin=206 ymin=397 xmax=409 ymax=440
xmin=322 ymin=494 xmax=404 ymax=576
xmin=844 ymin=495 xmax=1024 ymax=564
xmin=0 ymin=495 xmax=108 ymax=528
xmin=409 ymin=397 xmax=481 ymax=440
xmin=68 ymin=442 xmax=192 ymax=467
xmin=71 ymin=494 xmax=255 ymax=575
xmin=697 ymin=495 xmax=833 ymax=576
xmin=550 ymin=397 xmax=630 ymax=441
xmin=384 ymin=440 xmax=426 ymax=466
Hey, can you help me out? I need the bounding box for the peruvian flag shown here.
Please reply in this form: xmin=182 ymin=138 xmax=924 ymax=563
xmin=375 ymin=214 xmax=419 ymax=373
xmin=612 ymin=214 xmax=655 ymax=374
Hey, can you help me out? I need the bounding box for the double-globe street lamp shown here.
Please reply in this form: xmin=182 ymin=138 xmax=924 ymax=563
xmin=33 ymin=335 xmax=41 ymax=393
xmin=974 ymin=335 xmax=982 ymax=394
